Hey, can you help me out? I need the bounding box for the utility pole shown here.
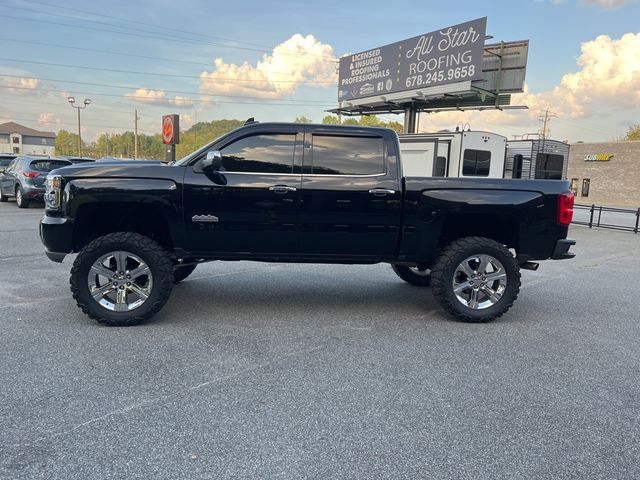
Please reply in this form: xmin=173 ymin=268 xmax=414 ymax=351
xmin=539 ymin=108 xmax=556 ymax=139
xmin=134 ymin=109 xmax=139 ymax=159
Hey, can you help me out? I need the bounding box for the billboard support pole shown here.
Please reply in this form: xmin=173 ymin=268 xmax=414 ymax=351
xmin=404 ymin=105 xmax=418 ymax=134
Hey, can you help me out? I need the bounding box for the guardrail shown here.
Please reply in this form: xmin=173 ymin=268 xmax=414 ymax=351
xmin=573 ymin=203 xmax=640 ymax=234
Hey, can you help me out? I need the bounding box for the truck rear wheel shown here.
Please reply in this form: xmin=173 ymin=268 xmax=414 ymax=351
xmin=70 ymin=232 xmax=174 ymax=326
xmin=391 ymin=265 xmax=431 ymax=287
xmin=431 ymin=237 xmax=520 ymax=323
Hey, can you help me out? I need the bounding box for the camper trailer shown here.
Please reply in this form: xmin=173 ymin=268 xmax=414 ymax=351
xmin=505 ymin=139 xmax=569 ymax=180
xmin=398 ymin=130 xmax=507 ymax=178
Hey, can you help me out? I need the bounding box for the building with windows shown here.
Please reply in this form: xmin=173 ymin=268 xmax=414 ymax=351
xmin=566 ymin=141 xmax=640 ymax=207
xmin=0 ymin=122 xmax=56 ymax=156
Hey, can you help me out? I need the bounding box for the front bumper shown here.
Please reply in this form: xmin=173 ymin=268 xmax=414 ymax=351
xmin=40 ymin=215 xmax=74 ymax=262
xmin=551 ymin=238 xmax=576 ymax=260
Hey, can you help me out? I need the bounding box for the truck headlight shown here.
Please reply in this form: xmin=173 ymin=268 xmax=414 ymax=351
xmin=45 ymin=174 xmax=63 ymax=210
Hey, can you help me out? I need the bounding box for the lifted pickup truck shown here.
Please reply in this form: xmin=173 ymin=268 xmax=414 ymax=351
xmin=40 ymin=122 xmax=575 ymax=326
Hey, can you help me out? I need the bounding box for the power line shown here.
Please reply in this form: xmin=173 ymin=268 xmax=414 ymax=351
xmin=0 ymin=114 xmax=158 ymax=134
xmin=18 ymin=0 xmax=273 ymax=50
xmin=1 ymin=7 xmax=270 ymax=55
xmin=1 ymin=4 xmax=337 ymax=61
xmin=6 ymin=2 xmax=263 ymax=49
xmin=0 ymin=85 xmax=336 ymax=107
xmin=0 ymin=56 xmax=336 ymax=84
xmin=0 ymin=72 xmax=333 ymax=104
xmin=0 ymin=37 xmax=233 ymax=68
xmin=22 ymin=0 xmax=335 ymax=60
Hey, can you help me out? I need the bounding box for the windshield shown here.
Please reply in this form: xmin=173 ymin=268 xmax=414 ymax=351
xmin=30 ymin=160 xmax=72 ymax=172
xmin=173 ymin=127 xmax=242 ymax=166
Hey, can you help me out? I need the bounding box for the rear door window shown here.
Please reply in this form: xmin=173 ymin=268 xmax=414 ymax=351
xmin=30 ymin=160 xmax=72 ymax=172
xmin=309 ymin=134 xmax=385 ymax=175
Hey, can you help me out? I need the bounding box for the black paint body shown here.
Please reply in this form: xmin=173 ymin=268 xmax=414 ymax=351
xmin=40 ymin=123 xmax=573 ymax=265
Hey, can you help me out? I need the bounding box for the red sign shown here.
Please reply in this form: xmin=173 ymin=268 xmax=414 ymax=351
xmin=162 ymin=115 xmax=179 ymax=144
xmin=162 ymin=116 xmax=174 ymax=144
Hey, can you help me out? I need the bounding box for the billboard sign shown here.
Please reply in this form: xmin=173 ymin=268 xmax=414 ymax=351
xmin=338 ymin=17 xmax=487 ymax=102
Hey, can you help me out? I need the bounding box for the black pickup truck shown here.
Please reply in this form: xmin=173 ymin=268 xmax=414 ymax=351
xmin=40 ymin=122 xmax=575 ymax=326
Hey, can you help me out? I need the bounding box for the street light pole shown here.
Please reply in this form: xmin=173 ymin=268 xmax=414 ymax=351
xmin=67 ymin=97 xmax=91 ymax=156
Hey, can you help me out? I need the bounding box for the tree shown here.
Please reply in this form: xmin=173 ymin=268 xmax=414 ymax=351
xmin=55 ymin=130 xmax=85 ymax=156
xmin=385 ymin=121 xmax=404 ymax=134
xmin=358 ymin=115 xmax=384 ymax=127
xmin=294 ymin=116 xmax=313 ymax=123
xmin=322 ymin=115 xmax=340 ymax=124
xmin=624 ymin=124 xmax=640 ymax=141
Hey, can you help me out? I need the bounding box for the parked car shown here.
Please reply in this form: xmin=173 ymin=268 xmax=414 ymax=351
xmin=0 ymin=154 xmax=17 ymax=168
xmin=96 ymin=157 xmax=166 ymax=165
xmin=60 ymin=156 xmax=96 ymax=164
xmin=0 ymin=156 xmax=72 ymax=208
xmin=40 ymin=122 xmax=575 ymax=326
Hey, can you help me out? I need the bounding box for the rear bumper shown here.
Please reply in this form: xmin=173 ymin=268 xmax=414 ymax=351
xmin=551 ymin=238 xmax=576 ymax=260
xmin=40 ymin=215 xmax=73 ymax=262
xmin=23 ymin=187 xmax=45 ymax=200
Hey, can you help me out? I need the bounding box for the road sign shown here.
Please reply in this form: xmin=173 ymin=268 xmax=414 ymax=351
xmin=162 ymin=114 xmax=179 ymax=145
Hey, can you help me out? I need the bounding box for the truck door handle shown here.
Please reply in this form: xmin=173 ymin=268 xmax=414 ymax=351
xmin=368 ymin=188 xmax=396 ymax=196
xmin=269 ymin=185 xmax=297 ymax=194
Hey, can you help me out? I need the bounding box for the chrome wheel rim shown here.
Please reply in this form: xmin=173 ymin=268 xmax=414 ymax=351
xmin=452 ymin=254 xmax=507 ymax=310
xmin=87 ymin=251 xmax=153 ymax=312
xmin=16 ymin=189 xmax=22 ymax=205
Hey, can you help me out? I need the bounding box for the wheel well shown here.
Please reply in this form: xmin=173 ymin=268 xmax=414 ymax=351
xmin=439 ymin=215 xmax=519 ymax=251
xmin=72 ymin=203 xmax=173 ymax=252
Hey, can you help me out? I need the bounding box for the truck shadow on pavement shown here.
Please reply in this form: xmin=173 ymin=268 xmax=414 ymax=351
xmin=156 ymin=265 xmax=449 ymax=326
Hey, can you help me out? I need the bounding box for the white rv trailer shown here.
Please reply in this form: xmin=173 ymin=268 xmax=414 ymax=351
xmin=398 ymin=130 xmax=507 ymax=179
xmin=505 ymin=139 xmax=570 ymax=180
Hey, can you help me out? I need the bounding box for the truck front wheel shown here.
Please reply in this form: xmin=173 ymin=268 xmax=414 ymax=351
xmin=391 ymin=265 xmax=431 ymax=287
xmin=431 ymin=237 xmax=521 ymax=323
xmin=70 ymin=232 xmax=174 ymax=326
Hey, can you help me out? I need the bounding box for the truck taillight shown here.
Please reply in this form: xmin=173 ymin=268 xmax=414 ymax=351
xmin=558 ymin=192 xmax=574 ymax=226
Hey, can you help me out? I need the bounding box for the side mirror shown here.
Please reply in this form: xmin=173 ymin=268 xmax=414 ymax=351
xmin=201 ymin=150 xmax=223 ymax=170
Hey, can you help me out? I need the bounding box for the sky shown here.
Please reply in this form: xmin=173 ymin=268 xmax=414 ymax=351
xmin=0 ymin=0 xmax=639 ymax=143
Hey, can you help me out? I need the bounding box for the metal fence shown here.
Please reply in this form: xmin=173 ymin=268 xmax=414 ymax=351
xmin=573 ymin=203 xmax=640 ymax=234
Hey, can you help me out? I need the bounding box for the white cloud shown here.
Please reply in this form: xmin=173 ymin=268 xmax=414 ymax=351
xmin=517 ymin=33 xmax=640 ymax=118
xmin=199 ymin=34 xmax=337 ymax=99
xmin=125 ymin=88 xmax=195 ymax=108
xmin=0 ymin=76 xmax=40 ymax=94
xmin=416 ymin=32 xmax=640 ymax=140
xmin=38 ymin=112 xmax=59 ymax=126
xmin=580 ymin=0 xmax=635 ymax=9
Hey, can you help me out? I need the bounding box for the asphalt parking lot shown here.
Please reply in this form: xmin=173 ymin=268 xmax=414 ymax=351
xmin=1 ymin=200 xmax=639 ymax=480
